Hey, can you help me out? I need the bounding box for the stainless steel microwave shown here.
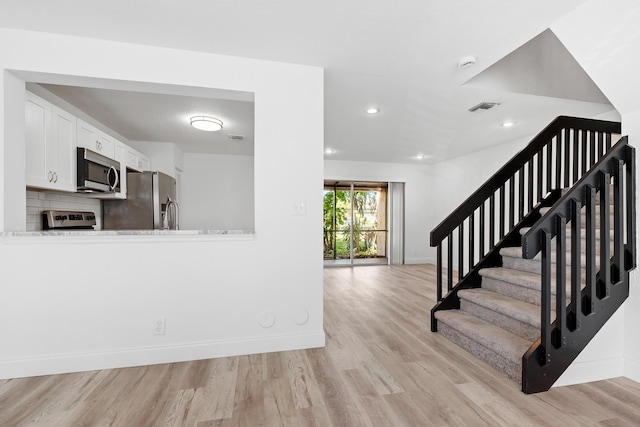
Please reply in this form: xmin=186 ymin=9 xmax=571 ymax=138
xmin=76 ymin=147 xmax=121 ymax=193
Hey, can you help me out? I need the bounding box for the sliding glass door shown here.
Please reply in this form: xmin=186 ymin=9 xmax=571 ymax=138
xmin=323 ymin=181 xmax=388 ymax=266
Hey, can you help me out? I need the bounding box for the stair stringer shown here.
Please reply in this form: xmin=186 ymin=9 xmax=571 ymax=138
xmin=522 ymin=272 xmax=629 ymax=393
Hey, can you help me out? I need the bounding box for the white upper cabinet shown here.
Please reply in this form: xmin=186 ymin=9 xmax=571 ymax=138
xmin=125 ymin=145 xmax=151 ymax=172
xmin=51 ymin=105 xmax=77 ymax=191
xmin=77 ymin=118 xmax=115 ymax=159
xmin=26 ymin=90 xmax=151 ymax=198
xmin=138 ymin=154 xmax=151 ymax=171
xmin=25 ymin=92 xmax=77 ymax=192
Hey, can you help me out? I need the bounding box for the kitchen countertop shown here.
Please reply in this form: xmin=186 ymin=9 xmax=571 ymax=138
xmin=0 ymin=229 xmax=255 ymax=242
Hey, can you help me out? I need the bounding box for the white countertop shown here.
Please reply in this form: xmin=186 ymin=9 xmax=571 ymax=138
xmin=0 ymin=229 xmax=255 ymax=243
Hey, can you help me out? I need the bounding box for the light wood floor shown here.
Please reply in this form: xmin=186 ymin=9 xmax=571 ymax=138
xmin=1 ymin=264 xmax=640 ymax=426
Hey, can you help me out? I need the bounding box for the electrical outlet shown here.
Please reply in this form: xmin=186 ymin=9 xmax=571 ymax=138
xmin=154 ymin=318 xmax=166 ymax=336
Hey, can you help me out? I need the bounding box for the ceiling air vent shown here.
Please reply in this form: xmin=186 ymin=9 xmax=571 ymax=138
xmin=228 ymin=134 xmax=245 ymax=140
xmin=468 ymin=102 xmax=500 ymax=112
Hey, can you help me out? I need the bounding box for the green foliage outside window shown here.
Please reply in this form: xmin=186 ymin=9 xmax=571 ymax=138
xmin=323 ymin=190 xmax=380 ymax=259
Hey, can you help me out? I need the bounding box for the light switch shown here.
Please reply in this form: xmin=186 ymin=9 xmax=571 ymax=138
xmin=290 ymin=200 xmax=306 ymax=215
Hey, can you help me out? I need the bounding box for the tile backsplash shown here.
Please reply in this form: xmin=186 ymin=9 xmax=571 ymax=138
xmin=26 ymin=190 xmax=102 ymax=231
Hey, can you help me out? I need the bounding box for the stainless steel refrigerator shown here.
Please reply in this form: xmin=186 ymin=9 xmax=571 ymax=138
xmin=103 ymin=171 xmax=178 ymax=230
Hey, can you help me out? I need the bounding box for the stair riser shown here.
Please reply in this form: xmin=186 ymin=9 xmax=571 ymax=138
xmin=519 ymin=249 xmax=607 ymax=267
xmin=501 ymin=255 xmax=587 ymax=278
xmin=437 ymin=321 xmax=521 ymax=383
xmin=482 ymin=277 xmax=541 ymax=305
xmin=481 ymin=277 xmax=570 ymax=306
xmin=460 ymin=299 xmax=540 ymax=342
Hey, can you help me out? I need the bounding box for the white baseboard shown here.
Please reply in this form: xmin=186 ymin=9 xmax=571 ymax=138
xmin=552 ymin=356 xmax=625 ymax=388
xmin=625 ymin=355 xmax=640 ymax=383
xmin=405 ymin=257 xmax=432 ymax=265
xmin=0 ymin=330 xmax=326 ymax=380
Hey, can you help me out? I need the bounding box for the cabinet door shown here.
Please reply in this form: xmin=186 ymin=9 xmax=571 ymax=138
xmin=50 ymin=106 xmax=76 ymax=192
xmin=97 ymin=131 xmax=115 ymax=159
xmin=138 ymin=154 xmax=151 ymax=171
xmin=25 ymin=93 xmax=50 ymax=188
xmin=124 ymin=145 xmax=150 ymax=172
xmin=125 ymin=146 xmax=139 ymax=171
xmin=77 ymin=119 xmax=99 ymax=152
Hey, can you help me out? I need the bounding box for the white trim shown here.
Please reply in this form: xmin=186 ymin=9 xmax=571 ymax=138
xmin=552 ymin=356 xmax=625 ymax=388
xmin=625 ymin=356 xmax=640 ymax=383
xmin=0 ymin=330 xmax=326 ymax=380
xmin=405 ymin=257 xmax=431 ymax=265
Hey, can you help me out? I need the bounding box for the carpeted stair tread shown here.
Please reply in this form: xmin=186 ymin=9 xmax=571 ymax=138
xmin=479 ymin=267 xmax=562 ymax=294
xmin=501 ymin=243 xmax=604 ymax=268
xmin=458 ymin=288 xmax=542 ymax=328
xmin=434 ymin=310 xmax=531 ymax=364
xmin=479 ymin=267 xmax=577 ymax=307
xmin=500 ymin=246 xmax=524 ymax=258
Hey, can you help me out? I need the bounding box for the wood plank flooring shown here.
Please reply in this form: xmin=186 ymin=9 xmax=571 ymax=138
xmin=1 ymin=264 xmax=640 ymax=426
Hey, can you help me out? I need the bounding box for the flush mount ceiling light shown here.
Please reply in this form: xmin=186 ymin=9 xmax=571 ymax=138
xmin=324 ymin=147 xmax=336 ymax=154
xmin=501 ymin=120 xmax=516 ymax=128
xmin=190 ymin=116 xmax=223 ymax=132
xmin=415 ymin=154 xmax=426 ymax=160
xmin=365 ymin=107 xmax=380 ymax=114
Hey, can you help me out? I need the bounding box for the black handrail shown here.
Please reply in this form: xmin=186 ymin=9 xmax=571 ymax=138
xmin=521 ymin=137 xmax=635 ymax=393
xmin=430 ymin=116 xmax=621 ymax=306
xmin=431 ymin=117 xmax=620 ymax=245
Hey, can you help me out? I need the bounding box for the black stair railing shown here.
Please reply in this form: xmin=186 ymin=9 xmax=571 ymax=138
xmin=521 ymin=136 xmax=635 ymax=393
xmin=430 ymin=116 xmax=622 ymax=331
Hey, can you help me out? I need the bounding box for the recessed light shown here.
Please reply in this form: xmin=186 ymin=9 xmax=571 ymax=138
xmin=415 ymin=154 xmax=426 ymax=160
xmin=365 ymin=107 xmax=380 ymax=114
xmin=501 ymin=121 xmax=516 ymax=128
xmin=190 ymin=116 xmax=223 ymax=131
xmin=324 ymin=148 xmax=336 ymax=154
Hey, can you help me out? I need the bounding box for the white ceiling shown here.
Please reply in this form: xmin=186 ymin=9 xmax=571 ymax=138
xmin=39 ymin=84 xmax=255 ymax=155
xmin=0 ymin=0 xmax=619 ymax=163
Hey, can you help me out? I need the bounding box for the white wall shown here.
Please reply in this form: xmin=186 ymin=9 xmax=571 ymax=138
xmin=621 ymin=111 xmax=640 ymax=382
xmin=552 ymin=0 xmax=640 ymax=385
xmin=425 ymin=136 xmax=531 ymax=264
xmin=324 ymin=160 xmax=431 ymax=264
xmin=0 ymin=28 xmax=324 ymax=379
xmin=181 ymin=153 xmax=254 ymax=230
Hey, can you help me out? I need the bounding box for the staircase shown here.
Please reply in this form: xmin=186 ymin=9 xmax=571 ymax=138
xmin=429 ymin=117 xmax=636 ymax=393
xmin=435 ymin=187 xmax=612 ymax=383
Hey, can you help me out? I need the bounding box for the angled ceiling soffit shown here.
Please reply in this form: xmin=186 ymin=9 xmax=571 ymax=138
xmin=465 ymin=28 xmax=611 ymax=105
